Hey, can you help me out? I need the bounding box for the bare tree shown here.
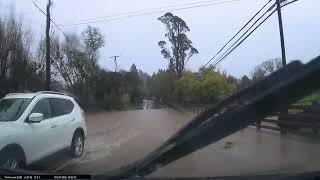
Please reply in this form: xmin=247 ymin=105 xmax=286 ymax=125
xmin=260 ymin=58 xmax=283 ymax=74
xmin=0 ymin=10 xmax=46 ymax=97
xmin=251 ymin=58 xmax=283 ymax=82
xmin=251 ymin=65 xmax=267 ymax=82
xmin=48 ymin=26 xmax=104 ymax=89
xmin=0 ymin=13 xmax=23 ymax=80
xmin=82 ymin=26 xmax=104 ymax=63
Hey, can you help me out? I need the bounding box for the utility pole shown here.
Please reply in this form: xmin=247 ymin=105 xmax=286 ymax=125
xmin=45 ymin=0 xmax=52 ymax=90
xmin=276 ymin=0 xmax=287 ymax=66
xmin=110 ymin=56 xmax=120 ymax=72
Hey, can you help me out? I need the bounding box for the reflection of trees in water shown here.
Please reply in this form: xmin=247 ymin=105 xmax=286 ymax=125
xmin=142 ymin=100 xmax=160 ymax=110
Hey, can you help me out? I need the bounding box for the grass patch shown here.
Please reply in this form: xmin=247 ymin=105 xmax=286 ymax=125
xmin=295 ymin=90 xmax=320 ymax=105
xmin=288 ymin=109 xmax=303 ymax=113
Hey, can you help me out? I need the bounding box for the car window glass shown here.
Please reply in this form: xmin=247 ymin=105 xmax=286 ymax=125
xmin=65 ymin=100 xmax=74 ymax=113
xmin=31 ymin=99 xmax=51 ymax=119
xmin=50 ymin=98 xmax=74 ymax=117
xmin=0 ymin=98 xmax=31 ymax=122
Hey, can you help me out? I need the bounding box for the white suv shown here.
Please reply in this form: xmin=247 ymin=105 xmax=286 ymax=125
xmin=0 ymin=91 xmax=87 ymax=169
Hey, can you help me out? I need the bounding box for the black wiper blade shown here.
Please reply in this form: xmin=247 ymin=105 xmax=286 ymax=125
xmin=103 ymin=56 xmax=320 ymax=179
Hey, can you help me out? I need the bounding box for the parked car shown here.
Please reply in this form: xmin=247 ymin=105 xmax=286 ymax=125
xmin=0 ymin=91 xmax=87 ymax=169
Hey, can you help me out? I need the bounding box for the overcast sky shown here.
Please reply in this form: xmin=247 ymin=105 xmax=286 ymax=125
xmin=1 ymin=0 xmax=319 ymax=78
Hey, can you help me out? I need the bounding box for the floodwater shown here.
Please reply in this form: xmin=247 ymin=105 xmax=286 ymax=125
xmin=29 ymin=108 xmax=320 ymax=177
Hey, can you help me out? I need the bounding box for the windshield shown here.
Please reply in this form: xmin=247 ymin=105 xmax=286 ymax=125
xmin=1 ymin=0 xmax=320 ymax=178
xmin=0 ymin=98 xmax=31 ymax=122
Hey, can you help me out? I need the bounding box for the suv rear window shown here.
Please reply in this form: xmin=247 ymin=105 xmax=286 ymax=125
xmin=50 ymin=98 xmax=74 ymax=117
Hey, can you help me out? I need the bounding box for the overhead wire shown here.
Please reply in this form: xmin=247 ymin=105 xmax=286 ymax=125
xmin=200 ymin=0 xmax=273 ymax=70
xmin=210 ymin=0 xmax=299 ymax=69
xmin=210 ymin=2 xmax=275 ymax=68
xmin=213 ymin=10 xmax=277 ymax=68
xmin=59 ymin=0 xmax=240 ymax=27
xmin=76 ymin=0 xmax=235 ymax=22
xmin=32 ymin=1 xmax=68 ymax=40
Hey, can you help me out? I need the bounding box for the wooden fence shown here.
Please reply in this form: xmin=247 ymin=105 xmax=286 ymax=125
xmin=182 ymin=104 xmax=210 ymax=114
xmin=183 ymin=102 xmax=320 ymax=135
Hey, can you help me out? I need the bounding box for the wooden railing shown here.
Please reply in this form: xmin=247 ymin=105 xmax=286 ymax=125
xmin=256 ymin=102 xmax=320 ymax=135
xmin=183 ymin=102 xmax=320 ymax=135
xmin=182 ymin=104 xmax=210 ymax=114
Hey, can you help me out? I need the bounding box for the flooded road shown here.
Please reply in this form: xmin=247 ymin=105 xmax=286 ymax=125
xmin=28 ymin=109 xmax=320 ymax=177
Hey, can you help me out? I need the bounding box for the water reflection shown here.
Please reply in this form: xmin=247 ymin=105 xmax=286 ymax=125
xmin=142 ymin=99 xmax=161 ymax=110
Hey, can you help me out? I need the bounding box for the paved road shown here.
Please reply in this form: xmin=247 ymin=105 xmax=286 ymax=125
xmin=28 ymin=109 xmax=320 ymax=177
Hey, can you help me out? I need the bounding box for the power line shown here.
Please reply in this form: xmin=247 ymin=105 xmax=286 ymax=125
xmin=201 ymin=0 xmax=273 ymax=70
xmin=32 ymin=1 xmax=68 ymax=39
xmin=60 ymin=0 xmax=240 ymax=27
xmin=201 ymin=0 xmax=298 ymax=71
xmin=210 ymin=2 xmax=275 ymax=68
xmin=281 ymin=0 xmax=299 ymax=6
xmin=211 ymin=0 xmax=299 ymax=69
xmin=212 ymin=10 xmax=277 ymax=69
xmin=72 ymin=0 xmax=232 ymax=22
xmin=212 ymin=0 xmax=298 ymax=68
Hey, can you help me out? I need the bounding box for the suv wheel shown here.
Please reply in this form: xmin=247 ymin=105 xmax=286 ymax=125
xmin=71 ymin=132 xmax=84 ymax=158
xmin=0 ymin=150 xmax=24 ymax=170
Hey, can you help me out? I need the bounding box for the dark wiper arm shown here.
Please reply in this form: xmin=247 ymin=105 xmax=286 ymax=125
xmin=103 ymin=56 xmax=320 ymax=179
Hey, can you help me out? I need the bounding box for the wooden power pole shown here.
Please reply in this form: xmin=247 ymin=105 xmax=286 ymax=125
xmin=45 ymin=0 xmax=52 ymax=90
xmin=276 ymin=0 xmax=287 ymax=66
xmin=110 ymin=56 xmax=120 ymax=72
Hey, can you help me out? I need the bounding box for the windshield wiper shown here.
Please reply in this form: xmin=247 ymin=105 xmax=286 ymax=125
xmin=102 ymin=56 xmax=320 ymax=179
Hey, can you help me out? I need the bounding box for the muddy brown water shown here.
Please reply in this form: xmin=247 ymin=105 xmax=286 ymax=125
xmin=28 ymin=109 xmax=320 ymax=177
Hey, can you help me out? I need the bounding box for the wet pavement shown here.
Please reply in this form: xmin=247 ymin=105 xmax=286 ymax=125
xmin=28 ymin=109 xmax=320 ymax=177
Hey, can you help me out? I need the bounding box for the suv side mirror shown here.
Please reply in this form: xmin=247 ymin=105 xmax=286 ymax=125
xmin=28 ymin=113 xmax=43 ymax=123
